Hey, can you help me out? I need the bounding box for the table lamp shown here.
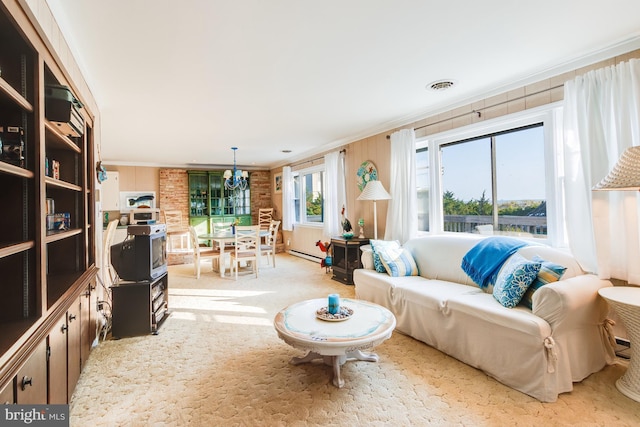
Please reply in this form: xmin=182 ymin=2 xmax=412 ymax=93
xmin=592 ymin=146 xmax=640 ymax=191
xmin=592 ymin=145 xmax=640 ymax=402
xmin=357 ymin=180 xmax=391 ymax=239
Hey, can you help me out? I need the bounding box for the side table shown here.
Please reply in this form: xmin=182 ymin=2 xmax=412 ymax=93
xmin=598 ymin=286 xmax=640 ymax=402
xmin=111 ymin=273 xmax=169 ymax=338
xmin=331 ymin=236 xmax=369 ymax=284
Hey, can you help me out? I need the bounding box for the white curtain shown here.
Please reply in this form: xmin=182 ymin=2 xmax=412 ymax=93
xmin=563 ymin=58 xmax=640 ymax=283
xmin=281 ymin=166 xmax=294 ymax=231
xmin=323 ymin=151 xmax=347 ymax=239
xmin=384 ymin=129 xmax=417 ymax=244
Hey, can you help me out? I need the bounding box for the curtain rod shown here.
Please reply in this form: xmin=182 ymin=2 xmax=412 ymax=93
xmin=290 ymin=148 xmax=346 ymax=168
xmin=386 ymin=83 xmax=564 ymax=139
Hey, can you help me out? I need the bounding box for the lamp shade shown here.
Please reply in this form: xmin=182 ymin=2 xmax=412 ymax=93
xmin=357 ymin=180 xmax=391 ymax=201
xmin=593 ymin=146 xmax=640 ymax=191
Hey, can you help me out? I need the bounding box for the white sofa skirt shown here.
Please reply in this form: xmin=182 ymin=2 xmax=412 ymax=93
xmin=354 ymin=268 xmax=613 ymax=402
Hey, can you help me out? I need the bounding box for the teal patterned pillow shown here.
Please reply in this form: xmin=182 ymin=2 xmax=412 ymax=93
xmin=369 ymin=240 xmax=400 ymax=273
xmin=376 ymin=245 xmax=419 ymax=277
xmin=520 ymin=256 xmax=566 ymax=309
xmin=493 ymin=254 xmax=541 ymax=308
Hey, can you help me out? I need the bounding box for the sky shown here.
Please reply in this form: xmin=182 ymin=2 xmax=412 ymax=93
xmin=417 ymin=126 xmax=546 ymax=202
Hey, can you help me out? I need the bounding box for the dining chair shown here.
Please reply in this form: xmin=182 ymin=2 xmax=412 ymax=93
xmin=258 ymin=208 xmax=274 ymax=231
xmin=103 ymin=219 xmax=120 ymax=285
xmin=212 ymin=221 xmax=234 ymax=233
xmin=188 ymin=226 xmax=221 ymax=279
xmin=212 ymin=221 xmax=235 ymax=250
xmin=260 ymin=220 xmax=280 ymax=268
xmin=230 ymin=225 xmax=260 ymax=280
xmin=162 ymin=209 xmax=190 ymax=252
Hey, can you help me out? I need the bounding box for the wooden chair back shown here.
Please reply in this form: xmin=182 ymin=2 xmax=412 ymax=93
xmin=258 ymin=208 xmax=274 ymax=230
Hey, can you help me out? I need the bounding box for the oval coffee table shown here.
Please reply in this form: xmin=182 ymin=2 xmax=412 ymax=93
xmin=274 ymin=298 xmax=396 ymax=388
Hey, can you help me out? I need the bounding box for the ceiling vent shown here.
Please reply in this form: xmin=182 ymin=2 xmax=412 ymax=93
xmin=427 ymin=80 xmax=456 ymax=91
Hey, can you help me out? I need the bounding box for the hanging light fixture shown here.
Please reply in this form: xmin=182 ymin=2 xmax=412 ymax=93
xmin=223 ymin=147 xmax=249 ymax=190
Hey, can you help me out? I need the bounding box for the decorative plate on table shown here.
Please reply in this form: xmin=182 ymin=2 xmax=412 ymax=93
xmin=357 ymin=160 xmax=378 ymax=191
xmin=316 ymin=306 xmax=354 ymax=322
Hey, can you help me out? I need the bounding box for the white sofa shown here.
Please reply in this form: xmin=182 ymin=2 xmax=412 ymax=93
xmin=353 ymin=234 xmax=616 ymax=402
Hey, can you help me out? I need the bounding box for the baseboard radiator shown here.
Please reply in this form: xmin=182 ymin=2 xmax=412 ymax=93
xmin=288 ymin=250 xmax=322 ymax=263
xmin=287 ymin=224 xmax=325 ymax=262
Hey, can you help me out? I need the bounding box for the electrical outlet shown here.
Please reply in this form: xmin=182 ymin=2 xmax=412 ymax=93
xmin=97 ymin=301 xmax=104 ymax=311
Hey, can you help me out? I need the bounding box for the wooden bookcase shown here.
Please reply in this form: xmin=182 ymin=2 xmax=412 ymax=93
xmin=0 ymin=0 xmax=97 ymax=404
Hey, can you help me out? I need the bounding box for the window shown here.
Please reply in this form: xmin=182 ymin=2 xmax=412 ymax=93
xmin=416 ymin=148 xmax=430 ymax=231
xmin=417 ymin=105 xmax=563 ymax=245
xmin=293 ymin=166 xmax=325 ymax=225
xmin=441 ymin=125 xmax=546 ymax=236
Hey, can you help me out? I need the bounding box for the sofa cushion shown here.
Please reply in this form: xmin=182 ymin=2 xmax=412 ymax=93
xmin=446 ymin=292 xmax=552 ymax=337
xmin=360 ymin=245 xmax=374 ymax=269
xmin=517 ymin=245 xmax=582 ymax=279
xmin=493 ymin=254 xmax=541 ymax=308
xmin=377 ymin=245 xmax=419 ymax=277
xmin=370 ymin=240 xmax=400 ymax=273
xmin=520 ymin=256 xmax=567 ymax=309
xmin=404 ymin=235 xmax=484 ymax=286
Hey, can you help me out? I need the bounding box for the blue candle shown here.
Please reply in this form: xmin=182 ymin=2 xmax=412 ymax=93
xmin=328 ymin=294 xmax=340 ymax=315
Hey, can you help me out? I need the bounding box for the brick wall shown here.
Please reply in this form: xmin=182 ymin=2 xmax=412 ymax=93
xmin=249 ymin=171 xmax=273 ymax=222
xmin=159 ymin=169 xmax=189 ymax=217
xmin=158 ymin=169 xmax=190 ymax=265
xmin=159 ymin=168 xmax=279 ymax=264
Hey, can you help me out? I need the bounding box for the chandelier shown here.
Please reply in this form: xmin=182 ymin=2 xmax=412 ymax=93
xmin=223 ymin=147 xmax=249 ymax=190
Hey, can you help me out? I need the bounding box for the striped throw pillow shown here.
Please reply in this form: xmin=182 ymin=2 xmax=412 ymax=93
xmin=370 ymin=240 xmax=401 ymax=273
xmin=376 ymin=245 xmax=419 ymax=277
xmin=520 ymin=256 xmax=566 ymax=309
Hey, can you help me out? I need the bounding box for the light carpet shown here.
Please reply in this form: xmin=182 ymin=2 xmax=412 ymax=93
xmin=70 ymin=254 xmax=639 ymax=426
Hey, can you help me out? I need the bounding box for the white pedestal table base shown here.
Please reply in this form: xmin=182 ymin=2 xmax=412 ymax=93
xmin=290 ymin=350 xmax=380 ymax=388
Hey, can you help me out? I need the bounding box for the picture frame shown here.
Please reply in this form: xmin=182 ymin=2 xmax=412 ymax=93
xmin=274 ymin=173 xmax=282 ymax=194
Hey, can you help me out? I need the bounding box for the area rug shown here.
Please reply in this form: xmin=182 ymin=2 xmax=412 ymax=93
xmin=69 ymin=254 xmax=639 ymax=426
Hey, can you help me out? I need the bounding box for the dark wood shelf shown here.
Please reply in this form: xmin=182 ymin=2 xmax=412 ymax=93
xmin=0 ymin=76 xmax=33 ymax=112
xmin=0 ymin=241 xmax=35 ymax=259
xmin=45 ymin=228 xmax=82 ymax=243
xmin=45 ymin=176 xmax=82 ymax=192
xmin=0 ymin=160 xmax=34 ymax=179
xmin=44 ymin=121 xmax=81 ymax=153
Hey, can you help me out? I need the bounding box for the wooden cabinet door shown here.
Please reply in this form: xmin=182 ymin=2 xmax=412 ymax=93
xmin=48 ymin=315 xmax=68 ymax=404
xmin=67 ymin=300 xmax=82 ymax=399
xmin=80 ymin=285 xmax=94 ymax=370
xmin=0 ymin=379 xmax=14 ymax=404
xmin=15 ymin=340 xmax=47 ymax=404
xmin=102 ymin=171 xmax=120 ymax=210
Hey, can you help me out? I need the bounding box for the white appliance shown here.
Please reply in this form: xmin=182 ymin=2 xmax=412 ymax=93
xmin=129 ymin=208 xmax=160 ymax=224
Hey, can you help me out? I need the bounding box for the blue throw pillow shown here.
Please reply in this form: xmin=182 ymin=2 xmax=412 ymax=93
xmin=369 ymin=240 xmax=400 ymax=273
xmin=520 ymin=256 xmax=567 ymax=309
xmin=376 ymin=245 xmax=419 ymax=277
xmin=493 ymin=254 xmax=541 ymax=308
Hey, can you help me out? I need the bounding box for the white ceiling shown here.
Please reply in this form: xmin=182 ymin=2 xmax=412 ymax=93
xmin=45 ymin=0 xmax=640 ymax=170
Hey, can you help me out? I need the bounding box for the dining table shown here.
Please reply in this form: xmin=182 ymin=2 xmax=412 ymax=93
xmin=198 ymin=229 xmax=270 ymax=278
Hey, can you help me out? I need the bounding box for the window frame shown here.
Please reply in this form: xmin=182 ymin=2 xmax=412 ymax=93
xmin=416 ymin=103 xmax=565 ymax=247
xmin=293 ymin=164 xmax=326 ymax=227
